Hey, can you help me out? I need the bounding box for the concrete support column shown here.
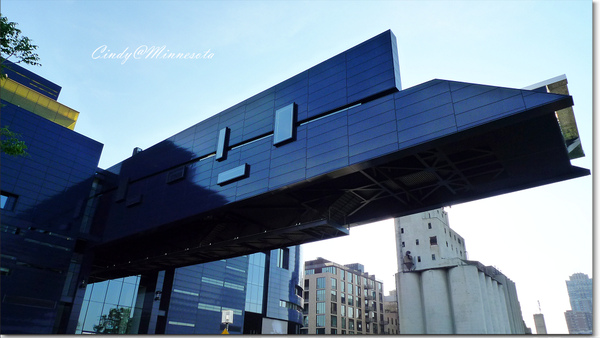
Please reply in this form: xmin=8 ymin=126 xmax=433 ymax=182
xmin=396 ymin=272 xmax=425 ymax=334
xmin=421 ymin=269 xmax=453 ymax=334
xmin=448 ymin=265 xmax=486 ymax=334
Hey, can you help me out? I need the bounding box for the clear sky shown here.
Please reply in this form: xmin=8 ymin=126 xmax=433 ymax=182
xmin=2 ymin=0 xmax=592 ymax=334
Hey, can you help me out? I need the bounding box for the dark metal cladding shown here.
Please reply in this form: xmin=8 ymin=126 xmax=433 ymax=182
xmin=88 ymin=30 xmax=588 ymax=280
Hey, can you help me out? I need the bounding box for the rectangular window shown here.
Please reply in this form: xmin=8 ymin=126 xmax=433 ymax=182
xmin=356 ymin=286 xmax=360 ymax=296
xmin=401 ymin=241 xmax=405 ymax=247
xmin=216 ymin=127 xmax=230 ymax=161
xmin=317 ymin=302 xmax=326 ymax=314
xmin=428 ymin=222 xmax=432 ymax=229
xmin=331 ymin=302 xmax=337 ymax=314
xmin=304 ymin=291 xmax=309 ymax=300
xmin=276 ymin=248 xmax=289 ymax=269
xmin=418 ymin=256 xmax=421 ymax=262
xmin=217 ymin=163 xmax=249 ymax=186
xmin=341 ymin=282 xmax=345 ymax=293
xmin=341 ymin=317 xmax=346 ymax=329
xmin=348 ymin=294 xmax=354 ymax=306
xmin=331 ymin=328 xmax=337 ymax=334
xmin=341 ymin=293 xmax=346 ymax=304
xmin=1 ymin=192 xmax=17 ymax=211
xmin=348 ymin=306 xmax=354 ymax=318
xmin=400 ymin=228 xmax=404 ymax=233
xmin=430 ymin=236 xmax=437 ymax=245
xmin=331 ymin=315 xmax=338 ymax=328
xmin=274 ymin=103 xmax=296 ymax=146
xmin=348 ymin=283 xmax=353 ymax=294
xmin=341 ymin=305 xmax=346 ymax=317
xmin=316 ymin=314 xmax=325 ymax=327
xmin=349 ymin=319 xmax=355 ymax=330
xmin=432 ymin=254 xmax=436 ymax=260
xmin=416 ymin=239 xmax=420 ymax=245
xmin=323 ymin=266 xmax=337 ymax=274
xmin=304 ymin=279 xmax=309 ymax=288
xmin=331 ymin=277 xmax=337 ymax=290
xmin=330 ymin=290 xmax=337 ymax=302
xmin=317 ymin=277 xmax=326 ymax=289
xmin=317 ymin=289 xmax=326 ymax=301
xmin=316 ymin=328 xmax=325 ymax=334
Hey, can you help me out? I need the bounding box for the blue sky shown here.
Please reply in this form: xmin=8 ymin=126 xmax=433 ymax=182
xmin=2 ymin=0 xmax=592 ymax=333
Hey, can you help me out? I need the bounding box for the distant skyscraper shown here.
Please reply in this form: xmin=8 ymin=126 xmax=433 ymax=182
xmin=394 ymin=208 xmax=528 ymax=334
xmin=533 ymin=313 xmax=547 ymax=334
xmin=564 ymin=273 xmax=592 ymax=334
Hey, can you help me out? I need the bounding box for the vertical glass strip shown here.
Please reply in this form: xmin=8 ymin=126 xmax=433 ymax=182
xmin=273 ymin=103 xmax=296 ymax=146
xmin=216 ymin=127 xmax=230 ymax=161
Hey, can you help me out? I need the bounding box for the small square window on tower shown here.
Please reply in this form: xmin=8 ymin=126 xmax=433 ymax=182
xmin=429 ymin=236 xmax=437 ymax=245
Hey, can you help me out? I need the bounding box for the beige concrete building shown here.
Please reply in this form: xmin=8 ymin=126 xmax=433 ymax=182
xmin=301 ymin=258 xmax=385 ymax=334
xmin=394 ymin=208 xmax=528 ymax=334
xmin=383 ymin=290 xmax=399 ymax=334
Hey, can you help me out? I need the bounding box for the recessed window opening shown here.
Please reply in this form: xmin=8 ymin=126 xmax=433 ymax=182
xmin=415 ymin=239 xmax=419 ymax=245
xmin=428 ymin=222 xmax=432 ymax=229
xmin=432 ymin=254 xmax=436 ymax=260
xmin=429 ymin=236 xmax=437 ymax=245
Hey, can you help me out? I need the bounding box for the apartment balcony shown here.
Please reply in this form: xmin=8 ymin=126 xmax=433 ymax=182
xmin=364 ymin=305 xmax=376 ymax=312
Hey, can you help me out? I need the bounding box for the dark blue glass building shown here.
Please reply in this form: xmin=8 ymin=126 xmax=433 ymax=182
xmin=74 ymin=247 xmax=303 ymax=334
xmin=0 ymin=59 xmax=103 ymax=334
xmin=0 ymin=28 xmax=588 ymax=334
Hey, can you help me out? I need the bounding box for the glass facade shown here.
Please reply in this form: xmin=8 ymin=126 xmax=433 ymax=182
xmin=71 ymin=245 xmax=302 ymax=334
xmin=76 ymin=276 xmax=141 ymax=334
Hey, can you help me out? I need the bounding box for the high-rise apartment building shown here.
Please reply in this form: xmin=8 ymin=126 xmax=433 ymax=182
xmin=394 ymin=208 xmax=528 ymax=334
xmin=564 ymin=273 xmax=592 ymax=334
xmin=302 ymin=258 xmax=384 ymax=334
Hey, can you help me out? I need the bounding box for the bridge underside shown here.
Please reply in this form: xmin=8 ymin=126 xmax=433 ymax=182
xmin=90 ymin=103 xmax=588 ymax=281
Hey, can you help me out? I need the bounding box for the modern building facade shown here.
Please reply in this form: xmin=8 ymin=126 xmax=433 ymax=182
xmin=383 ymin=290 xmax=399 ymax=334
xmin=564 ymin=272 xmax=593 ymax=334
xmin=74 ymin=246 xmax=303 ymax=334
xmin=0 ymin=59 xmax=103 ymax=334
xmin=394 ymin=208 xmax=528 ymax=334
xmin=302 ymin=258 xmax=385 ymax=334
xmin=0 ymin=28 xmax=590 ymax=334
